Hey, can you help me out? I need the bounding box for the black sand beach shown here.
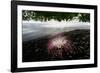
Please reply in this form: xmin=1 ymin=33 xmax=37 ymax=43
xmin=22 ymin=29 xmax=90 ymax=62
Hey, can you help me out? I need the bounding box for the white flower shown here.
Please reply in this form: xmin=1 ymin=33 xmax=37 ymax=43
xmin=51 ymin=36 xmax=67 ymax=48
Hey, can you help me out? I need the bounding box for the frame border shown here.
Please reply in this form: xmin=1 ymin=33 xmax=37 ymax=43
xmin=11 ymin=1 xmax=97 ymax=72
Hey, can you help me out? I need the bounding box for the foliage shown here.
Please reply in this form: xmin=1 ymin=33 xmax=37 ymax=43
xmin=22 ymin=10 xmax=90 ymax=22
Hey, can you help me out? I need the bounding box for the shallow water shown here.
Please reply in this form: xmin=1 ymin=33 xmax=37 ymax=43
xmin=22 ymin=20 xmax=90 ymax=41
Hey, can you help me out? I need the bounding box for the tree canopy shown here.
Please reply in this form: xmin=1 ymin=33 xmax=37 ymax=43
xmin=22 ymin=10 xmax=90 ymax=22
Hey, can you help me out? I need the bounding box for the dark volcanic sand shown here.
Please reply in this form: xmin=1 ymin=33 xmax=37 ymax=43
xmin=22 ymin=29 xmax=90 ymax=62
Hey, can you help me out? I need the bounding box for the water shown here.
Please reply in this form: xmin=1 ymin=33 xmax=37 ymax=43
xmin=22 ymin=20 xmax=90 ymax=41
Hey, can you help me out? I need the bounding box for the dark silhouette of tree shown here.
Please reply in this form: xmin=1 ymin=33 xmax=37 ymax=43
xmin=22 ymin=10 xmax=90 ymax=22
